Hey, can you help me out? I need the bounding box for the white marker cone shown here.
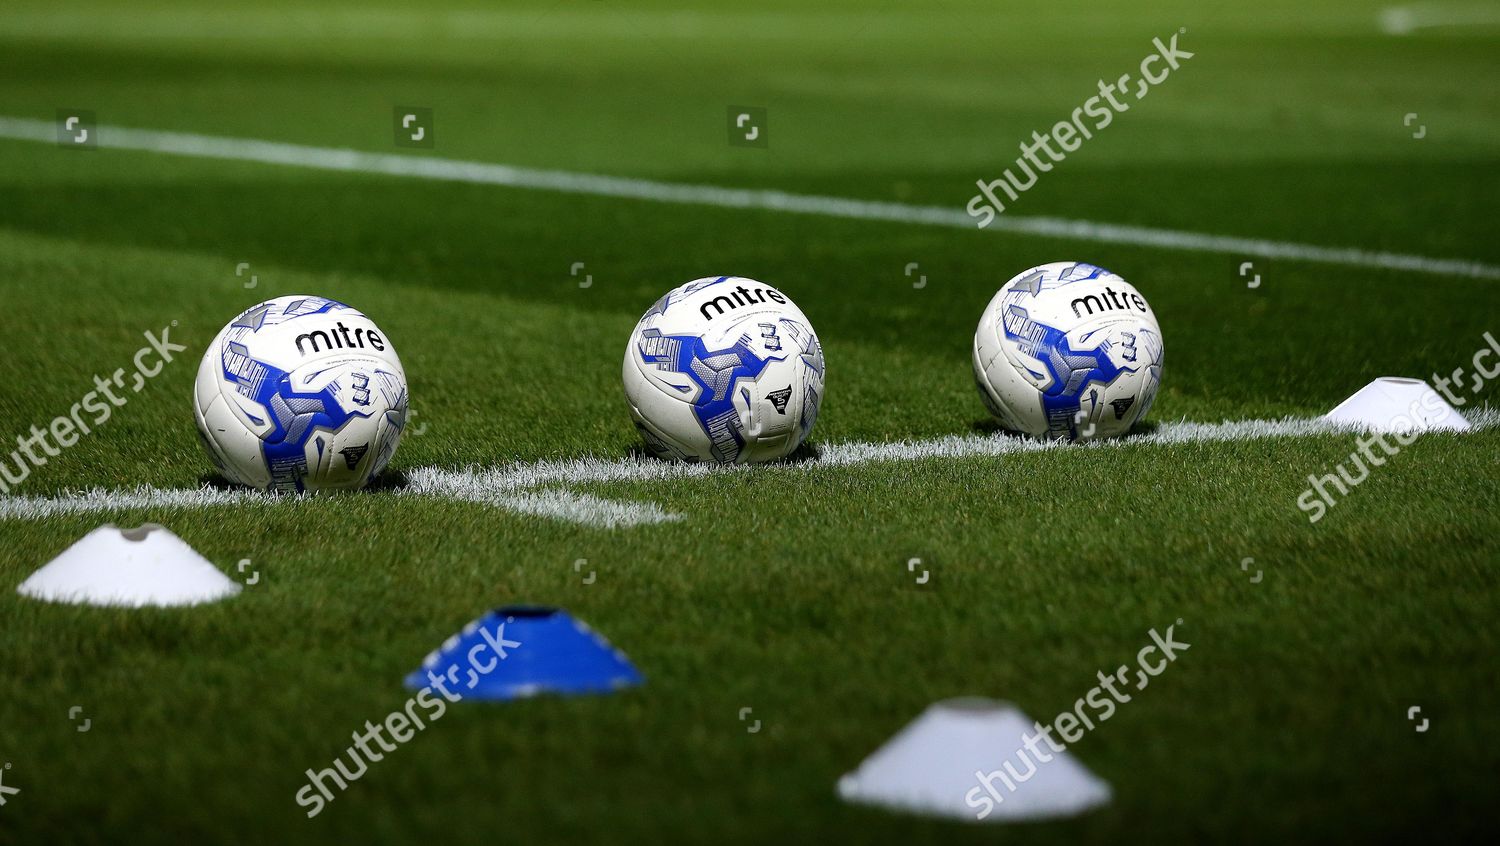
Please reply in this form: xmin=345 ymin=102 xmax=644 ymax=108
xmin=17 ymin=524 xmax=240 ymax=607
xmin=837 ymin=697 xmax=1112 ymax=823
xmin=1324 ymin=377 xmax=1470 ymax=433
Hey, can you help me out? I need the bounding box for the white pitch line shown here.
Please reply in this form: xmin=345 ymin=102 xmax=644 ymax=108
xmin=1380 ymin=4 xmax=1500 ymax=35
xmin=1 ymin=411 xmax=1492 ymax=528
xmin=2 ymin=115 xmax=1497 ymax=281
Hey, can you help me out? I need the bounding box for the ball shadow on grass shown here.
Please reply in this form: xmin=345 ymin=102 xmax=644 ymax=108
xmin=194 ymin=468 xmax=414 ymax=492
xmin=968 ymin=417 xmax=1162 ymax=441
xmin=622 ymin=440 xmax=824 ymax=465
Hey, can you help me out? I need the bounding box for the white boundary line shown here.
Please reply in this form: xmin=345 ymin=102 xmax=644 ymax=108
xmin=3 ymin=115 xmax=1497 ymax=280
xmin=1380 ymin=4 xmax=1500 ymax=34
xmin=2 ymin=412 xmax=1493 ymax=528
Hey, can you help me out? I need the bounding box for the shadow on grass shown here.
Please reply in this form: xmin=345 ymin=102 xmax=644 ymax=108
xmin=194 ymin=468 xmax=414 ymax=492
xmin=967 ymin=417 xmax=1161 ymax=440
xmin=623 ymin=439 xmax=824 ymax=465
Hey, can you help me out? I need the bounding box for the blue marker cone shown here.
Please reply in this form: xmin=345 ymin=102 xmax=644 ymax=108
xmin=404 ymin=606 xmax=643 ymax=701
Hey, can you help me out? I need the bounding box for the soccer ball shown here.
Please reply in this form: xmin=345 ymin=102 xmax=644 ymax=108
xmin=973 ymin=262 xmax=1163 ymax=441
xmin=623 ymin=276 xmax=825 ymax=463
xmin=194 ymin=295 xmax=409 ymax=492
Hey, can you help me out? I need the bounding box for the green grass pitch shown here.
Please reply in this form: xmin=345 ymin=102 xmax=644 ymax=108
xmin=1 ymin=0 xmax=1499 ymax=842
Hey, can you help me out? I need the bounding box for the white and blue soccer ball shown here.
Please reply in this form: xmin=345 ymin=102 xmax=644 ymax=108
xmin=973 ymin=262 xmax=1164 ymax=441
xmin=194 ymin=295 xmax=409 ymax=492
xmin=623 ymin=276 xmax=825 ymax=463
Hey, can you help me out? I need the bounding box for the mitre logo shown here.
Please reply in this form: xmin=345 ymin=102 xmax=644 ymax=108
xmin=698 ymin=284 xmax=788 ymax=321
xmin=295 ymin=321 xmax=387 ymax=356
xmin=1069 ymin=286 xmax=1150 ymax=319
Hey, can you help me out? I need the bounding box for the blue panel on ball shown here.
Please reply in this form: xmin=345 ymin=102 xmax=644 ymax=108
xmin=637 ymin=328 xmax=782 ymax=462
xmin=1000 ymin=303 xmax=1156 ymax=441
xmin=221 ymin=355 xmax=372 ymax=492
xmin=217 ymin=297 xmax=371 ymax=492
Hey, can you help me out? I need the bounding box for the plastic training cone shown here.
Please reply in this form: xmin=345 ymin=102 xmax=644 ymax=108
xmin=404 ymin=606 xmax=643 ymax=701
xmin=16 ymin=523 xmax=241 ymax=607
xmin=838 ymin=697 xmax=1112 ymax=823
xmin=1324 ymin=377 xmax=1470 ymax=433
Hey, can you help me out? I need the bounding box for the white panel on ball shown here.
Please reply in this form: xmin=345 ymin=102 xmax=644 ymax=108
xmin=193 ymin=295 xmax=409 ymax=492
xmin=973 ymin=262 xmax=1164 ymax=441
xmin=623 ymin=276 xmax=825 ymax=463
